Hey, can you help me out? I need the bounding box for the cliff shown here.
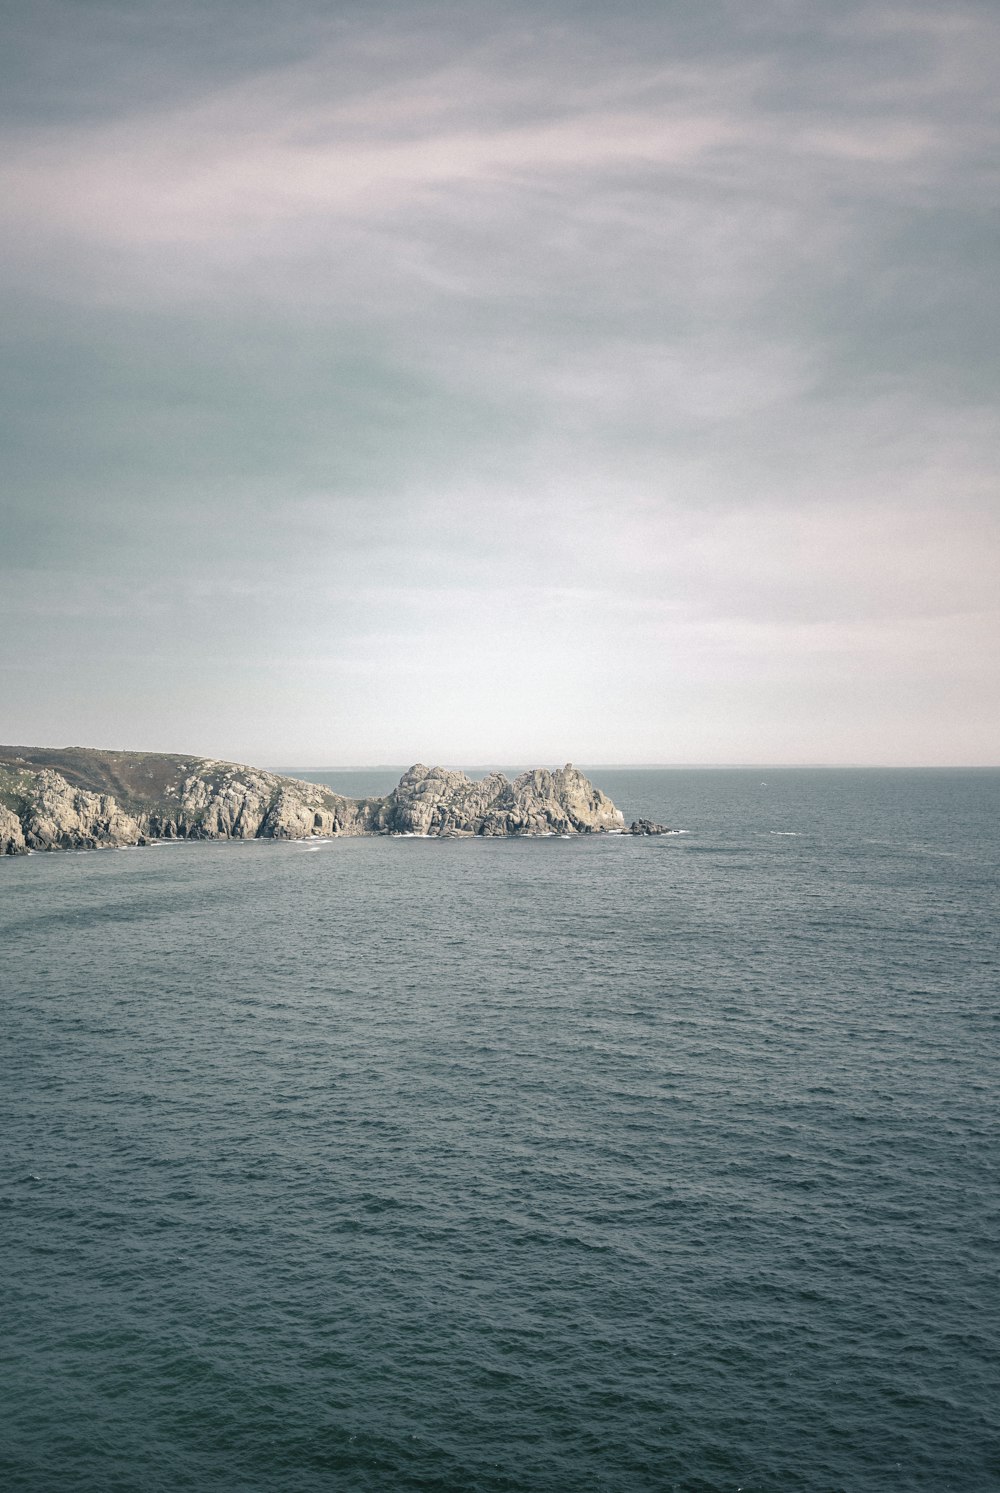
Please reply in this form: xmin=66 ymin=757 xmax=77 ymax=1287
xmin=0 ymin=747 xmax=630 ymax=854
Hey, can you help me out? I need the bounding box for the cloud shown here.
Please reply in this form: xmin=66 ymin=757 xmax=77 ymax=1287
xmin=0 ymin=0 xmax=997 ymax=761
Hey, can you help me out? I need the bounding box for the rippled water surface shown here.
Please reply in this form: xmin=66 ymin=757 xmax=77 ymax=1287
xmin=3 ymin=769 xmax=998 ymax=1491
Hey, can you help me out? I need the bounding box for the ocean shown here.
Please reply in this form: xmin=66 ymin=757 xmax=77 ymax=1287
xmin=2 ymin=768 xmax=998 ymax=1492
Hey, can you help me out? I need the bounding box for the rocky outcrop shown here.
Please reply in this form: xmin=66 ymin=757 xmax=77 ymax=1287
xmin=0 ymin=748 xmax=628 ymax=853
xmin=374 ymin=765 xmax=507 ymax=836
xmin=0 ymin=804 xmax=26 ymax=855
xmin=20 ymin=771 xmax=144 ymax=850
xmin=629 ymin=819 xmax=673 ymax=835
xmin=374 ymin=763 xmax=624 ymax=837
xmin=159 ymin=765 xmax=362 ymax=841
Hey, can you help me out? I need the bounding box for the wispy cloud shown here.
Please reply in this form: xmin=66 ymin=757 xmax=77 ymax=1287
xmin=0 ymin=0 xmax=997 ymax=761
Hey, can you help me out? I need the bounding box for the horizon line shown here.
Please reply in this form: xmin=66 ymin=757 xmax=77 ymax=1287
xmin=3 ymin=743 xmax=996 ymax=771
xmin=272 ymin=761 xmax=1000 ymax=772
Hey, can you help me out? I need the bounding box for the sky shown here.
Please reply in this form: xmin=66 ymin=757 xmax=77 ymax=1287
xmin=1 ymin=0 xmax=997 ymax=766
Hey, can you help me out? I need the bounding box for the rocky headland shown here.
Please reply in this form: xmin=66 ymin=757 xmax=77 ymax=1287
xmin=0 ymin=747 xmax=668 ymax=854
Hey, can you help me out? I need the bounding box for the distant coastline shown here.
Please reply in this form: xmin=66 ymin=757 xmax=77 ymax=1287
xmin=0 ymin=746 xmax=658 ymax=855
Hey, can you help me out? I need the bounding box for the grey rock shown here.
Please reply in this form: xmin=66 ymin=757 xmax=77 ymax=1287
xmin=629 ymin=819 xmax=672 ymax=835
xmin=0 ymin=746 xmax=628 ymax=852
xmin=381 ymin=762 xmax=625 ymax=837
xmin=20 ymin=770 xmax=143 ymax=850
xmin=0 ymin=803 xmax=26 ymax=855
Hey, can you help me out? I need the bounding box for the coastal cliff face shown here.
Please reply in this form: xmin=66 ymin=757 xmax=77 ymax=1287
xmin=374 ymin=762 xmax=624 ymax=837
xmin=0 ymin=748 xmax=626 ymax=854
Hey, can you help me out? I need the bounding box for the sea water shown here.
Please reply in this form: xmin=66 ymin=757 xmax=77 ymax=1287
xmin=2 ymin=769 xmax=998 ymax=1492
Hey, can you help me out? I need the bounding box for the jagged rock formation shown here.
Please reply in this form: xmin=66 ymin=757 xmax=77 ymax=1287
xmin=0 ymin=747 xmax=626 ymax=854
xmin=0 ymin=803 xmax=26 ymax=855
xmin=372 ymin=763 xmax=624 ymax=838
xmin=629 ymin=819 xmax=673 ymax=835
xmin=20 ymin=770 xmax=144 ymax=850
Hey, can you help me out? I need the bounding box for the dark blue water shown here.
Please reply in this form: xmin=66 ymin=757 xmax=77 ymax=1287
xmin=2 ymin=770 xmax=998 ymax=1492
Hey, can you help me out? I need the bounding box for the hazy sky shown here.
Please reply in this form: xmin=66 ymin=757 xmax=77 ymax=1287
xmin=2 ymin=0 xmax=997 ymax=765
